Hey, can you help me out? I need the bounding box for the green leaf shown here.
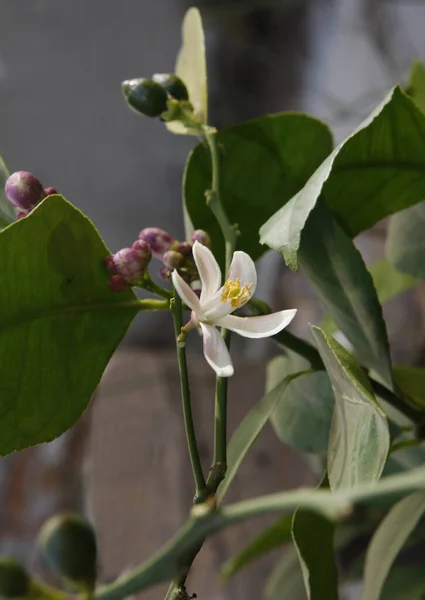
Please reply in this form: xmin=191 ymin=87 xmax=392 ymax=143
xmin=222 ymin=514 xmax=293 ymax=579
xmin=260 ymin=87 xmax=425 ymax=270
xmin=386 ymin=200 xmax=425 ymax=280
xmin=392 ymin=365 xmax=425 ymax=411
xmin=0 ymin=157 xmax=17 ymax=228
xmin=310 ymin=326 xmax=390 ymax=491
xmin=292 ymin=509 xmax=338 ymax=600
xmin=265 ymin=548 xmax=305 ymax=600
xmin=361 ymin=491 xmax=425 ymax=600
xmin=300 ymin=203 xmax=392 ymax=385
xmin=166 ymin=7 xmax=207 ymax=135
xmin=407 ymin=60 xmax=425 ymax=114
xmin=381 ymin=566 xmax=425 ymax=600
xmin=0 ymin=195 xmax=140 ymax=455
xmin=217 ymin=368 xmax=306 ymax=502
xmin=185 ymin=113 xmax=333 ymax=266
xmin=268 ymin=356 xmax=334 ymax=453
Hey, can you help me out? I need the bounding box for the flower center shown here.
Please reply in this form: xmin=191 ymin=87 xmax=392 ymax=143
xmin=221 ymin=278 xmax=252 ymax=308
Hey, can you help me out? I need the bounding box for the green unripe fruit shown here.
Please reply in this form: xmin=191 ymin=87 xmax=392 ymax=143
xmin=38 ymin=513 xmax=97 ymax=589
xmin=152 ymin=74 xmax=189 ymax=101
xmin=0 ymin=557 xmax=30 ymax=598
xmin=121 ymin=78 xmax=168 ymax=117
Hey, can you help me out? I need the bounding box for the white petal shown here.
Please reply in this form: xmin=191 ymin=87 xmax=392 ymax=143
xmin=227 ymin=251 xmax=257 ymax=297
xmin=192 ymin=241 xmax=222 ymax=304
xmin=200 ymin=323 xmax=234 ymax=377
xmin=172 ymin=270 xmax=203 ymax=316
xmin=218 ymin=309 xmax=297 ymax=339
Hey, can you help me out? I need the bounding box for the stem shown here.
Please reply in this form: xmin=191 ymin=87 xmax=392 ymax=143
xmin=171 ymin=291 xmax=208 ymax=503
xmin=30 ymin=580 xmax=68 ymax=600
xmin=140 ymin=273 xmax=173 ymax=299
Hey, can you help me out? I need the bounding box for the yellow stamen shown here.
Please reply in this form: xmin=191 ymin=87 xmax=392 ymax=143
xmin=221 ymin=277 xmax=252 ymax=308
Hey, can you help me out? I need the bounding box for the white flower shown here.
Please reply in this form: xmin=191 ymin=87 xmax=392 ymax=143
xmin=172 ymin=241 xmax=297 ymax=377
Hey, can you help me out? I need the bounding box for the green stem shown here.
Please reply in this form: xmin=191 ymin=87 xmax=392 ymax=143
xmin=139 ymin=273 xmax=173 ymax=299
xmin=30 ymin=580 xmax=68 ymax=600
xmin=171 ymin=291 xmax=208 ymax=503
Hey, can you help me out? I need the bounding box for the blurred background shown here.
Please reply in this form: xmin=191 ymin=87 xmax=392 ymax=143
xmin=0 ymin=1 xmax=424 ymax=598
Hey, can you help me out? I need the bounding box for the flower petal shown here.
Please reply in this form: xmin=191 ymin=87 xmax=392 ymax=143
xmin=218 ymin=309 xmax=297 ymax=339
xmin=172 ymin=270 xmax=203 ymax=316
xmin=227 ymin=251 xmax=257 ymax=297
xmin=192 ymin=241 xmax=222 ymax=304
xmin=200 ymin=322 xmax=234 ymax=377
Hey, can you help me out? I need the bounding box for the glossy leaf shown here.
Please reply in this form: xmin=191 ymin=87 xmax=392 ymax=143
xmin=386 ymin=200 xmax=425 ymax=280
xmin=310 ymin=326 xmax=390 ymax=491
xmin=292 ymin=509 xmax=338 ymax=600
xmin=361 ymin=491 xmax=425 ymax=600
xmin=300 ymin=203 xmax=392 ymax=385
xmin=0 ymin=156 xmax=17 ymax=228
xmin=268 ymin=356 xmax=334 ymax=453
xmin=260 ymin=87 xmax=425 ymax=270
xmin=392 ymin=365 xmax=425 ymax=411
xmin=408 ymin=60 xmax=425 ymax=114
xmin=166 ymin=7 xmax=207 ymax=135
xmin=185 ymin=113 xmax=333 ymax=265
xmin=0 ymin=195 xmax=140 ymax=455
xmin=222 ymin=514 xmax=293 ymax=579
xmin=217 ymin=368 xmax=306 ymax=502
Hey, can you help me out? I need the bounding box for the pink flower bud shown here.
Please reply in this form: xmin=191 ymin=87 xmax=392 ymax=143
xmin=112 ymin=247 xmax=149 ymax=283
xmin=176 ymin=241 xmax=193 ymax=257
xmin=132 ymin=239 xmax=152 ymax=260
xmin=108 ymin=274 xmax=128 ymax=293
xmin=16 ymin=212 xmax=27 ymax=221
xmin=191 ymin=229 xmax=211 ymax=248
xmin=158 ymin=266 xmax=172 ymax=280
xmin=139 ymin=227 xmax=173 ymax=257
xmin=163 ymin=250 xmax=184 ymax=270
xmin=104 ymin=255 xmax=116 ymax=274
xmin=44 ymin=187 xmax=57 ymax=196
xmin=5 ymin=171 xmax=45 ymax=212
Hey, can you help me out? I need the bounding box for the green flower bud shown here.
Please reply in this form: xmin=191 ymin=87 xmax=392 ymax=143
xmin=0 ymin=557 xmax=30 ymax=598
xmin=121 ymin=78 xmax=168 ymax=117
xmin=152 ymin=74 xmax=189 ymax=101
xmin=38 ymin=513 xmax=97 ymax=590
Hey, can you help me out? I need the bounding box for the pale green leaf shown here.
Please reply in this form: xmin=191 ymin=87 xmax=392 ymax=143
xmin=408 ymin=60 xmax=425 ymax=114
xmin=266 ymin=548 xmax=305 ymax=600
xmin=386 ymin=200 xmax=425 ymax=280
xmin=310 ymin=326 xmax=390 ymax=491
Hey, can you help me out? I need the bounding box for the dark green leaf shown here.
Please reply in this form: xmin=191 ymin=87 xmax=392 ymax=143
xmin=386 ymin=200 xmax=425 ymax=280
xmin=0 ymin=156 xmax=17 ymax=228
xmin=185 ymin=113 xmax=333 ymax=266
xmin=300 ymin=203 xmax=392 ymax=385
xmin=260 ymin=87 xmax=425 ymax=269
xmin=392 ymin=365 xmax=425 ymax=411
xmin=381 ymin=566 xmax=425 ymax=600
xmin=310 ymin=326 xmax=390 ymax=491
xmin=361 ymin=491 xmax=425 ymax=600
xmin=222 ymin=514 xmax=293 ymax=579
xmin=407 ymin=60 xmax=425 ymax=114
xmin=0 ymin=196 xmax=139 ymax=455
xmin=292 ymin=509 xmax=338 ymax=600
xmin=217 ymin=368 xmax=306 ymax=502
xmin=268 ymin=356 xmax=334 ymax=453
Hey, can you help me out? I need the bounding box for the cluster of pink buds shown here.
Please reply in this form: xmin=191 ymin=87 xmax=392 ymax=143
xmin=4 ymin=171 xmax=57 ymax=219
xmin=104 ymin=226 xmax=211 ymax=293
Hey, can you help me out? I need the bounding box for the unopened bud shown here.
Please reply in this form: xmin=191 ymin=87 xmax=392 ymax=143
xmin=132 ymin=239 xmax=152 ymax=260
xmin=163 ymin=250 xmax=184 ymax=270
xmin=121 ymin=78 xmax=168 ymax=117
xmin=5 ymin=171 xmax=44 ymax=212
xmin=191 ymin=229 xmax=211 ymax=248
xmin=176 ymin=241 xmax=193 ymax=257
xmin=158 ymin=266 xmax=172 ymax=280
xmin=139 ymin=227 xmax=174 ymax=257
xmin=152 ymin=74 xmax=189 ymax=101
xmin=44 ymin=187 xmax=57 ymax=196
xmin=104 ymin=255 xmax=116 ymax=274
xmin=16 ymin=212 xmax=27 ymax=221
xmin=108 ymin=274 xmax=128 ymax=293
xmin=38 ymin=513 xmax=97 ymax=590
xmin=112 ymin=247 xmax=148 ymax=283
xmin=0 ymin=557 xmax=31 ymax=598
